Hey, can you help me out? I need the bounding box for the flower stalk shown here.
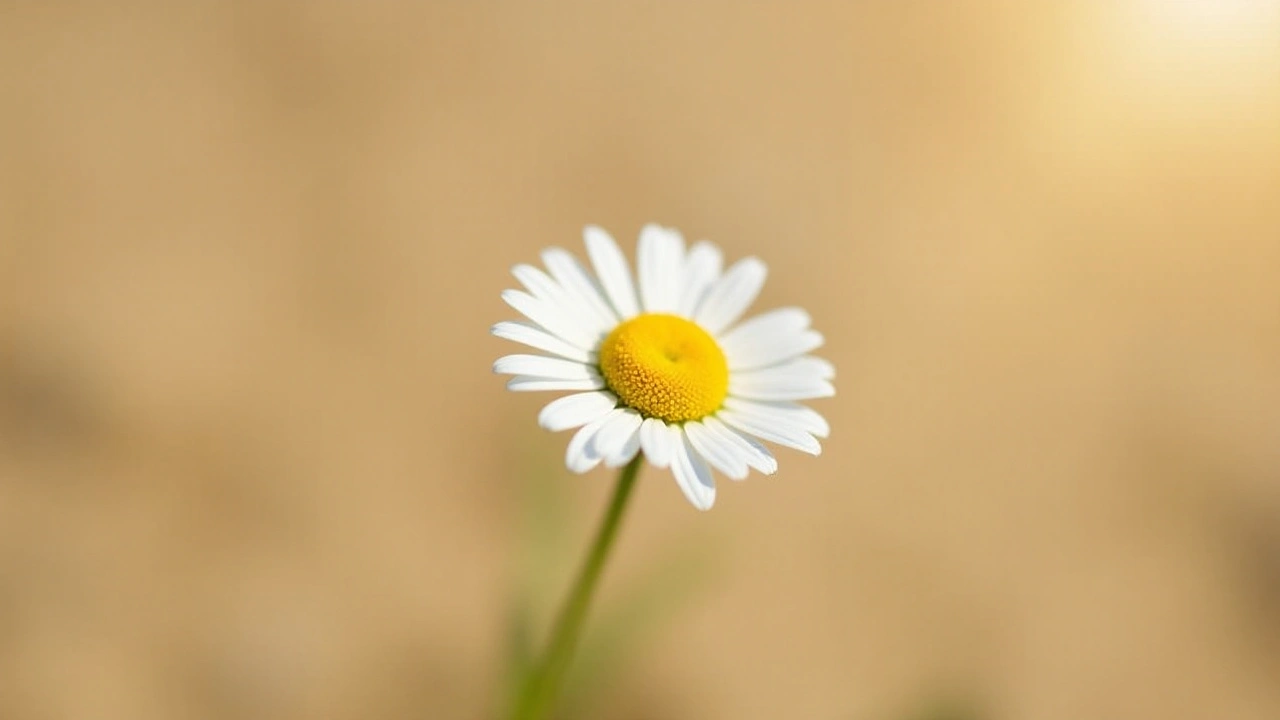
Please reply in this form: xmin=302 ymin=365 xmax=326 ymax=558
xmin=512 ymin=455 xmax=644 ymax=720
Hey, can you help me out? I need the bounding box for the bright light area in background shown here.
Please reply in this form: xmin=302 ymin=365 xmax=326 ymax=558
xmin=1020 ymin=1 xmax=1280 ymax=206
xmin=1039 ymin=0 xmax=1280 ymax=147
xmin=1143 ymin=0 xmax=1280 ymax=34
xmin=1132 ymin=0 xmax=1280 ymax=51
xmin=1119 ymin=0 xmax=1280 ymax=106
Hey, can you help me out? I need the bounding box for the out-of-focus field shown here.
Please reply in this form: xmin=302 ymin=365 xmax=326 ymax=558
xmin=1 ymin=2 xmax=1278 ymax=719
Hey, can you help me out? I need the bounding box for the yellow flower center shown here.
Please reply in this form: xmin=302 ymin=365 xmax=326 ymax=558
xmin=598 ymin=313 xmax=729 ymax=423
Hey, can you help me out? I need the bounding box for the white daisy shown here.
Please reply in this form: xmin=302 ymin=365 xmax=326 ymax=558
xmin=493 ymin=224 xmax=833 ymax=510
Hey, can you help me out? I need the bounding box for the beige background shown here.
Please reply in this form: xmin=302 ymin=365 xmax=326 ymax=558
xmin=2 ymin=2 xmax=1279 ymax=719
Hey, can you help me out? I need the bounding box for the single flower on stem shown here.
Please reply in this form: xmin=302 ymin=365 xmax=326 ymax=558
xmin=494 ymin=224 xmax=833 ymax=719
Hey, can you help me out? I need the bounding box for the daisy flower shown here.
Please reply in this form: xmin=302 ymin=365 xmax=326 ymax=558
xmin=493 ymin=224 xmax=832 ymax=510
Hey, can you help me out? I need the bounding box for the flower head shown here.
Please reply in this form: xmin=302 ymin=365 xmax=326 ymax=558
xmin=493 ymin=224 xmax=832 ymax=510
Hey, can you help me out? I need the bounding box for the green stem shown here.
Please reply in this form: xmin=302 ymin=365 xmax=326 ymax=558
xmin=513 ymin=455 xmax=644 ymax=720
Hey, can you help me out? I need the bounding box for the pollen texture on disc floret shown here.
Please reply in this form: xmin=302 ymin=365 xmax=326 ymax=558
xmin=598 ymin=313 xmax=729 ymax=423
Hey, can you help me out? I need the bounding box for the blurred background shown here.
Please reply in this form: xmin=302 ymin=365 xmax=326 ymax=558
xmin=2 ymin=2 xmax=1279 ymax=719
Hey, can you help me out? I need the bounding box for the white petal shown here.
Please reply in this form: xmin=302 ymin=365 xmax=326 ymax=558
xmin=718 ymin=408 xmax=822 ymax=456
xmin=639 ymin=417 xmax=672 ymax=469
xmin=748 ymin=356 xmax=835 ymax=380
xmin=590 ymin=409 xmax=643 ymax=468
xmin=511 ymin=264 xmax=563 ymax=304
xmin=719 ymin=308 xmax=811 ymax=365
xmin=678 ymin=241 xmax=723 ymax=317
xmin=722 ymin=329 xmax=825 ymax=371
xmin=506 ymin=376 xmax=605 ymax=392
xmin=491 ymin=321 xmax=595 ymax=363
xmin=723 ymin=398 xmax=830 ymax=439
xmin=637 ymin=224 xmax=685 ymax=314
xmin=728 ymin=374 xmax=835 ymax=401
xmin=513 ymin=264 xmax=608 ymax=337
xmin=606 ymin=425 xmax=642 ymax=468
xmin=541 ymin=247 xmax=619 ymax=329
xmin=660 ymin=226 xmax=688 ymax=313
xmin=538 ymin=391 xmax=618 ymax=432
xmin=566 ymin=409 xmax=623 ymax=473
xmin=501 ymin=289 xmax=597 ymax=350
xmin=669 ymin=425 xmax=716 ymax=510
xmin=727 ymin=357 xmax=836 ymax=399
xmin=584 ymin=225 xmax=640 ymax=319
xmin=494 ymin=354 xmax=598 ymax=380
xmin=694 ymin=257 xmax=767 ymax=335
xmin=684 ymin=420 xmax=749 ymax=480
xmin=636 ymin=225 xmax=663 ymax=313
xmin=704 ymin=415 xmax=778 ymax=474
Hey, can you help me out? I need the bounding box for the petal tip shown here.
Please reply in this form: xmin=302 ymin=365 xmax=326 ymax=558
xmin=686 ymin=489 xmax=716 ymax=511
xmin=583 ymin=225 xmax=612 ymax=244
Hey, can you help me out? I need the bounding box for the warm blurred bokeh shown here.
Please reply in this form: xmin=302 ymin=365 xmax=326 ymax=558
xmin=2 ymin=2 xmax=1278 ymax=719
